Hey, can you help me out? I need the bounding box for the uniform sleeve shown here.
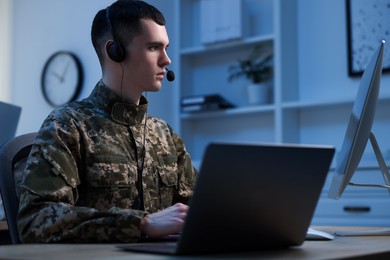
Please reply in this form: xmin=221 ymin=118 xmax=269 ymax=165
xmin=169 ymin=126 xmax=198 ymax=205
xmin=17 ymin=113 xmax=145 ymax=243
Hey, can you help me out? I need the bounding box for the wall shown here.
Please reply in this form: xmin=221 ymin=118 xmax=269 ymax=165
xmin=297 ymin=0 xmax=390 ymax=153
xmin=10 ymin=0 xmax=177 ymax=135
xmin=298 ymin=0 xmax=390 ymax=101
xmin=0 ymin=0 xmax=12 ymax=101
xmin=8 ymin=0 xmax=390 ymax=139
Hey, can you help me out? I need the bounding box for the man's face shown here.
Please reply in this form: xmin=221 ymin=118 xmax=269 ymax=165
xmin=122 ymin=18 xmax=171 ymax=97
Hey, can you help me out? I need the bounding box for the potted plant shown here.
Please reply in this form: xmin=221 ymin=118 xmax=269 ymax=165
xmin=228 ymin=46 xmax=273 ymax=105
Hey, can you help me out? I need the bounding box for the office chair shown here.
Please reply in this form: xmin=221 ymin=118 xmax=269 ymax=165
xmin=0 ymin=132 xmax=37 ymax=244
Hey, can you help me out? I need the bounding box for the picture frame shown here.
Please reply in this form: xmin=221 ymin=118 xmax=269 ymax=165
xmin=346 ymin=0 xmax=390 ymax=76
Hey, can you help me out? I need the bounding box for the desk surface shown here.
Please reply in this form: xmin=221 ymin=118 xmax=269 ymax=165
xmin=0 ymin=226 xmax=389 ymax=259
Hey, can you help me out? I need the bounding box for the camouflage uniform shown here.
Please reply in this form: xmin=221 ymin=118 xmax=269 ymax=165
xmin=17 ymin=80 xmax=197 ymax=243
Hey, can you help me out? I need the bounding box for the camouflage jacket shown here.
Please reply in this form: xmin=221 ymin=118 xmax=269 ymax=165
xmin=17 ymin=81 xmax=197 ymax=243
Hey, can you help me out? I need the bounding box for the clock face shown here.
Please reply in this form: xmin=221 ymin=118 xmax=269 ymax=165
xmin=41 ymin=51 xmax=83 ymax=107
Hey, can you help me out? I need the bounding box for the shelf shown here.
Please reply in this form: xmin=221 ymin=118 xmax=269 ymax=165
xmin=180 ymin=95 xmax=385 ymax=121
xmin=282 ymin=98 xmax=354 ymax=110
xmin=180 ymin=34 xmax=274 ymax=57
xmin=283 ymin=94 xmax=390 ymax=110
xmin=180 ymin=104 xmax=275 ymax=120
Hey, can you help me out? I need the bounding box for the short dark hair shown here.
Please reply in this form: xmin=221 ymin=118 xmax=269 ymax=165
xmin=91 ymin=0 xmax=166 ymax=66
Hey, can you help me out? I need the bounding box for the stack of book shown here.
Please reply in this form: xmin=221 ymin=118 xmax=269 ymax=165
xmin=181 ymin=94 xmax=235 ymax=113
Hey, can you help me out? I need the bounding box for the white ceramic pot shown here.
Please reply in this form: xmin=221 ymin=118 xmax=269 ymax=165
xmin=246 ymin=83 xmax=269 ymax=105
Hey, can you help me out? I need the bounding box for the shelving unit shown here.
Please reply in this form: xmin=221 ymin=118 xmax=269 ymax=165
xmin=173 ymin=0 xmax=390 ymax=226
xmin=175 ymin=0 xmax=282 ymax=162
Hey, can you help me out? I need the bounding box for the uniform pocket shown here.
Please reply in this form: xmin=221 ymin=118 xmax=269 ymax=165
xmin=42 ymin=145 xmax=80 ymax=188
xmin=156 ymin=154 xmax=178 ymax=186
xmin=87 ymin=155 xmax=132 ymax=188
xmin=155 ymin=154 xmax=178 ymax=209
xmin=85 ymin=155 xmax=137 ymax=210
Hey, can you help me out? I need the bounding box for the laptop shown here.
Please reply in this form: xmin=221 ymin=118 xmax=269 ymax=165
xmin=118 ymin=142 xmax=335 ymax=255
xmin=0 ymin=101 xmax=21 ymax=146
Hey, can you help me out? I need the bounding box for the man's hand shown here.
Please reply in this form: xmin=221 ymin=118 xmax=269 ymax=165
xmin=140 ymin=203 xmax=189 ymax=238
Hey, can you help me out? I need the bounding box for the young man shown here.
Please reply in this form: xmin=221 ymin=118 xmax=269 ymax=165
xmin=17 ymin=0 xmax=197 ymax=243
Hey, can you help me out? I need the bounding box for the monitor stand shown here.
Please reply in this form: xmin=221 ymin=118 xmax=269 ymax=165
xmin=336 ymin=132 xmax=390 ymax=237
xmin=349 ymin=132 xmax=390 ymax=192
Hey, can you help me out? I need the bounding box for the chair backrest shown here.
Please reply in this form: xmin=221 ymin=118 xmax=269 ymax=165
xmin=0 ymin=132 xmax=37 ymax=244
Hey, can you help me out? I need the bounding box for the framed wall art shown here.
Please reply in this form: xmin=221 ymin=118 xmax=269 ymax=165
xmin=346 ymin=0 xmax=390 ymax=76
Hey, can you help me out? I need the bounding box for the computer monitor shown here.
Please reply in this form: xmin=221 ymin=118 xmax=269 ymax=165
xmin=0 ymin=101 xmax=21 ymax=146
xmin=328 ymin=40 xmax=390 ymax=200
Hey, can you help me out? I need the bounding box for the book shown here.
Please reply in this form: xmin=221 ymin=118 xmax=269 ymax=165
xmin=181 ymin=94 xmax=224 ymax=106
xmin=181 ymin=94 xmax=235 ymax=113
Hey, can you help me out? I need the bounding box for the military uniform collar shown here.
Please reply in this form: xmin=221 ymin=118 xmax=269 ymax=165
xmin=91 ymin=80 xmax=148 ymax=126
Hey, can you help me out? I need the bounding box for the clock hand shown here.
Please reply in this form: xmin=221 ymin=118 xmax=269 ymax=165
xmin=51 ymin=71 xmax=64 ymax=82
xmin=61 ymin=61 xmax=71 ymax=80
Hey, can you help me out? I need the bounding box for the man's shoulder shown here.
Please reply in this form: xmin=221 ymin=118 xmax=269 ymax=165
xmin=147 ymin=114 xmax=170 ymax=127
xmin=46 ymin=98 xmax=101 ymax=121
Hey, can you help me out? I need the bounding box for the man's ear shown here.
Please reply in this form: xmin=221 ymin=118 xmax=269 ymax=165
xmin=106 ymin=39 xmax=125 ymax=63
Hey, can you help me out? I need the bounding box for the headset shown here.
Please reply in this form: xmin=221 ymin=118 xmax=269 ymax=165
xmin=105 ymin=5 xmax=175 ymax=81
xmin=105 ymin=6 xmax=125 ymax=63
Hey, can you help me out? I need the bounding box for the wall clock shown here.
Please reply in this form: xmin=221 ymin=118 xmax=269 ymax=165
xmin=41 ymin=51 xmax=83 ymax=107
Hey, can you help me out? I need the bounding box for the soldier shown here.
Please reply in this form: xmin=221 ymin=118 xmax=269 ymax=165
xmin=17 ymin=0 xmax=197 ymax=243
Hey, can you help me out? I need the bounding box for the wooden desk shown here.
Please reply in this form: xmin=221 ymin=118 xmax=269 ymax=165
xmin=0 ymin=227 xmax=389 ymax=259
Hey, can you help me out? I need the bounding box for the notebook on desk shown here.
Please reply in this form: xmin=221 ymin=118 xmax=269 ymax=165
xmin=0 ymin=101 xmax=21 ymax=146
xmin=118 ymin=142 xmax=335 ymax=255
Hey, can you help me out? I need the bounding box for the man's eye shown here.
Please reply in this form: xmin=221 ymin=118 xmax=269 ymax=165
xmin=149 ymin=46 xmax=158 ymax=51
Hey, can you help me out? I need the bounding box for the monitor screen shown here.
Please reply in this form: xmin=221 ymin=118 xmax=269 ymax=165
xmin=0 ymin=101 xmax=22 ymax=146
xmin=328 ymin=40 xmax=385 ymax=199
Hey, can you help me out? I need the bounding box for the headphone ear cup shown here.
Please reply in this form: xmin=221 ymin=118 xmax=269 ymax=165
xmin=107 ymin=41 xmax=125 ymax=63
